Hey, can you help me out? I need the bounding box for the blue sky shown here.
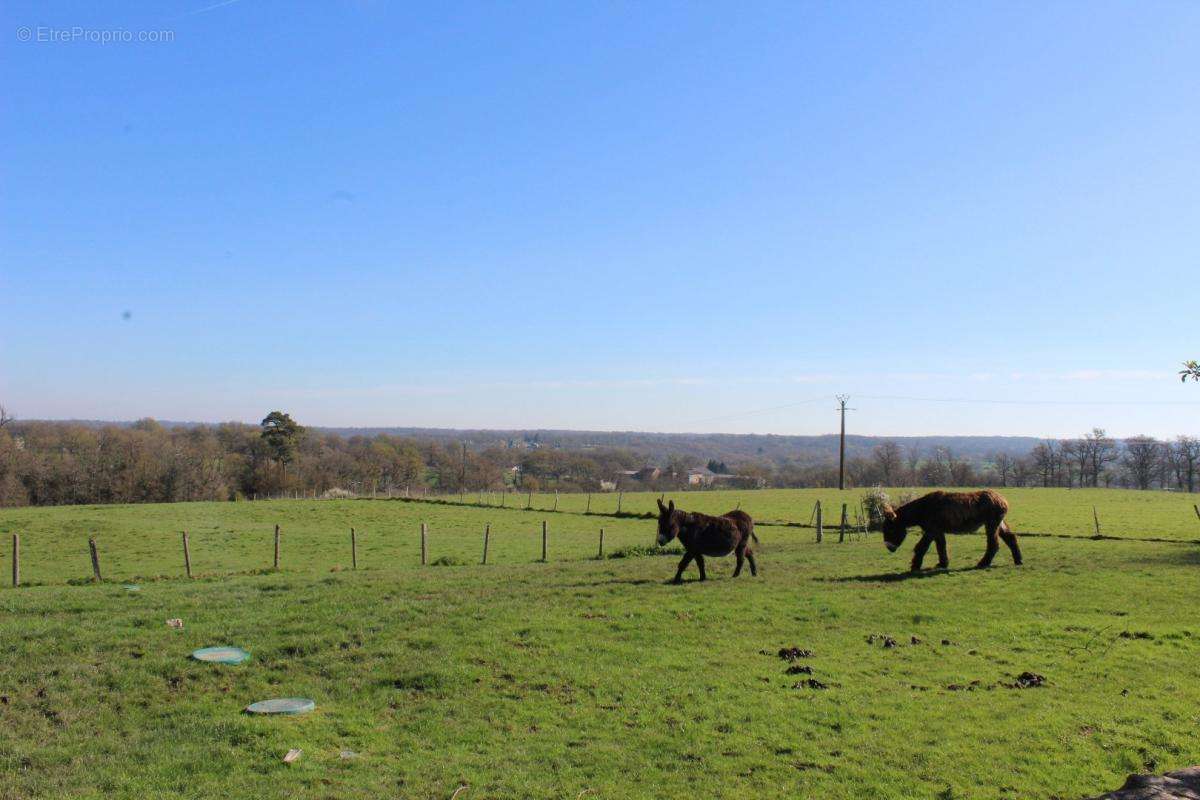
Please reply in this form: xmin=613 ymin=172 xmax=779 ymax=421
xmin=2 ymin=1 xmax=1198 ymax=437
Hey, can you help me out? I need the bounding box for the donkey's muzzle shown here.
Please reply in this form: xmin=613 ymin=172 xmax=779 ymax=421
xmin=885 ymin=542 xmax=899 ymax=553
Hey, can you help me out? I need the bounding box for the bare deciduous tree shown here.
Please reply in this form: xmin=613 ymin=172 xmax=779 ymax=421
xmin=1122 ymin=436 xmax=1162 ymax=490
xmin=1084 ymin=428 xmax=1118 ymax=487
xmin=905 ymin=445 xmax=921 ymax=485
xmin=992 ymin=451 xmax=1013 ymax=487
xmin=1030 ymin=440 xmax=1060 ymax=487
xmin=1174 ymin=436 xmax=1200 ymax=493
xmin=872 ymin=440 xmax=902 ymax=485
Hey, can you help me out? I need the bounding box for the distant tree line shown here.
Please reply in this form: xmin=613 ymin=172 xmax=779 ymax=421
xmin=0 ymin=411 xmax=653 ymax=507
xmin=851 ymin=428 xmax=1199 ymax=492
xmin=0 ymin=408 xmax=1196 ymax=507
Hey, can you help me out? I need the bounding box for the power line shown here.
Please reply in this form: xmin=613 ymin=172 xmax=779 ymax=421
xmin=857 ymin=394 xmax=1200 ymax=407
xmin=681 ymin=396 xmax=828 ymax=427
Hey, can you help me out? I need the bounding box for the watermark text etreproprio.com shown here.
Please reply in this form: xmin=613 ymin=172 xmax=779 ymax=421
xmin=16 ymin=26 xmax=175 ymax=44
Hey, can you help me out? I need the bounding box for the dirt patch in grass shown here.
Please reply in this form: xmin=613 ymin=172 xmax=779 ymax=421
xmin=777 ymin=646 xmax=813 ymax=661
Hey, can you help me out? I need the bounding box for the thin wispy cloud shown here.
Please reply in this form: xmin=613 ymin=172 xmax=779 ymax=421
xmin=181 ymin=0 xmax=247 ymax=18
xmin=261 ymin=376 xmax=716 ymax=400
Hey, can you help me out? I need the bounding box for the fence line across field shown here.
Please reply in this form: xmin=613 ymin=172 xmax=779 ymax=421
xmin=5 ymin=494 xmax=1200 ymax=587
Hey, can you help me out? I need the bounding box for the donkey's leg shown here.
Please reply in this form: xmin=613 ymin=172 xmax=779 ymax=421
xmin=976 ymin=524 xmax=1001 ymax=569
xmin=672 ymin=553 xmax=694 ymax=584
xmin=733 ymin=547 xmax=745 ymax=577
xmin=999 ymin=522 xmax=1023 ymax=565
xmin=934 ymin=533 xmax=950 ymax=569
xmin=695 ymin=555 xmax=707 ymax=581
xmin=910 ymin=533 xmax=933 ymax=571
xmin=746 ymin=550 xmax=758 ymax=576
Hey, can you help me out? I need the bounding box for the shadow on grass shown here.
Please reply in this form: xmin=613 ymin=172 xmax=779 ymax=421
xmin=551 ymin=577 xmax=663 ymax=589
xmin=817 ymin=566 xmax=978 ymax=583
xmin=1123 ymin=544 xmax=1200 ymax=568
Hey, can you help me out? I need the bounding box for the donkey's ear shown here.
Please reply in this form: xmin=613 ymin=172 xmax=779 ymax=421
xmin=657 ymin=498 xmax=667 ymax=514
xmin=668 ymin=500 xmax=675 ymax=512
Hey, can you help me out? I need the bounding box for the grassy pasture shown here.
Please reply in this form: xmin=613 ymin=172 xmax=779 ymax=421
xmin=3 ymin=487 xmax=1197 ymax=587
xmin=1 ymin=492 xmax=1200 ymax=799
xmin=540 ymin=487 xmax=1200 ymax=542
xmin=0 ymin=499 xmax=664 ymax=586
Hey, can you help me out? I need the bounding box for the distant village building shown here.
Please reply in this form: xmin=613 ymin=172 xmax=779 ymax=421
xmin=618 ymin=466 xmax=661 ymax=483
xmin=686 ymin=470 xmax=748 ymax=489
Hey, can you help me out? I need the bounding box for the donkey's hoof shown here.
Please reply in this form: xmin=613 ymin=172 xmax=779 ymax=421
xmin=935 ymin=562 xmax=950 ymax=570
xmin=975 ymin=562 xmax=992 ymax=570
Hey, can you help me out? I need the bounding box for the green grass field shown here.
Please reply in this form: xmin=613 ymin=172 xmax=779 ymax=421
xmin=2 ymin=489 xmax=1200 ymax=799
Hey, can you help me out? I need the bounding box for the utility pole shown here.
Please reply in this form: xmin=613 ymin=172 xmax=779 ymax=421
xmin=460 ymin=442 xmax=467 ymax=494
xmin=836 ymin=394 xmax=853 ymax=490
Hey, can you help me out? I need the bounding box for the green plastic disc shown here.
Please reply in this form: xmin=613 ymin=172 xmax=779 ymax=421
xmin=245 ymin=697 xmax=315 ymax=715
xmin=191 ymin=646 xmax=251 ymax=665
xmin=122 ymin=585 xmax=141 ymax=591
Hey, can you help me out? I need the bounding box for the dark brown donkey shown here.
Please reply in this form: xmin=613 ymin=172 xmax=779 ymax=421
xmin=880 ymin=489 xmax=1022 ymax=571
xmin=656 ymin=499 xmax=758 ymax=583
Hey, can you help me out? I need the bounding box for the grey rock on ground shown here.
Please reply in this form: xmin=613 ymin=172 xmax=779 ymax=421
xmin=1088 ymin=767 xmax=1200 ymax=799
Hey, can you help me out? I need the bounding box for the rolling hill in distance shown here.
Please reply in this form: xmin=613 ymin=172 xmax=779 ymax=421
xmin=31 ymin=420 xmax=1042 ymax=466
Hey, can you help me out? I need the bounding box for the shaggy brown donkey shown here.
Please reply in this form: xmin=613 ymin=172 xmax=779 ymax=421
xmin=880 ymin=490 xmax=1022 ymax=571
xmin=656 ymin=499 xmax=758 ymax=583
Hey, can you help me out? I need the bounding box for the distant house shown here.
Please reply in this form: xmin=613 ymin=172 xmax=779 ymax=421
xmin=688 ymin=467 xmax=761 ymax=489
xmin=617 ymin=467 xmax=661 ymax=483
xmin=599 ymin=480 xmax=617 ymax=492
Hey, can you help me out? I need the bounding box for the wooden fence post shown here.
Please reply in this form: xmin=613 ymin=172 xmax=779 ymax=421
xmin=500 ymin=489 xmax=506 ymax=507
xmin=1193 ymin=503 xmax=1199 ymax=523
xmin=526 ymin=490 xmax=533 ymax=510
xmin=815 ymin=501 xmax=823 ymax=543
xmin=420 ymin=523 xmax=428 ymax=566
xmin=586 ymin=493 xmax=592 ymax=513
xmin=182 ymin=531 xmax=192 ymax=579
xmin=839 ymin=504 xmax=848 ymax=543
xmin=88 ymin=537 xmax=102 ymax=582
xmin=617 ymin=491 xmax=623 ymax=514
xmin=482 ymin=524 xmax=490 ymax=565
xmin=273 ymin=524 xmax=281 ymax=569
xmin=351 ymin=528 xmax=357 ymax=570
xmin=541 ymin=520 xmax=548 ymax=562
xmin=11 ymin=533 xmax=18 ymax=588
xmin=554 ymin=490 xmax=559 ymax=512
xmin=598 ymin=528 xmax=605 ymax=559
xmin=1092 ymin=506 xmax=1102 ymax=537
